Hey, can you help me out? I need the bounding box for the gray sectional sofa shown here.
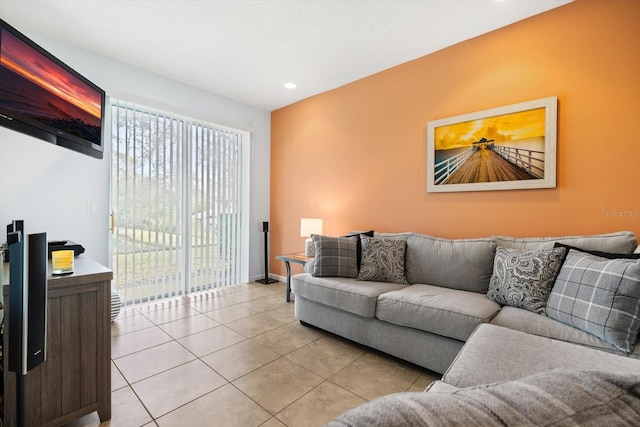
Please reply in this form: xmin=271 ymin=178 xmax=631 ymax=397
xmin=291 ymin=231 xmax=640 ymax=375
xmin=328 ymin=324 xmax=640 ymax=426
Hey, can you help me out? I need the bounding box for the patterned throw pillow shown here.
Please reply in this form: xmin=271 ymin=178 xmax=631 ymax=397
xmin=344 ymin=230 xmax=374 ymax=270
xmin=312 ymin=235 xmax=358 ymax=278
xmin=547 ymin=249 xmax=640 ymax=353
xmin=487 ymin=247 xmax=566 ymax=315
xmin=357 ymin=235 xmax=408 ymax=284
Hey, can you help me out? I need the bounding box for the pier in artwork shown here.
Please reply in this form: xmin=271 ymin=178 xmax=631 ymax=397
xmin=434 ymin=142 xmax=544 ymax=185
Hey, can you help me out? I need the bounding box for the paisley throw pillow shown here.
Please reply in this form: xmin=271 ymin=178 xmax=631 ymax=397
xmin=357 ymin=235 xmax=409 ymax=284
xmin=487 ymin=247 xmax=566 ymax=315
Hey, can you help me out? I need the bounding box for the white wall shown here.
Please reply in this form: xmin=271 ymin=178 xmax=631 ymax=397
xmin=0 ymin=33 xmax=271 ymax=281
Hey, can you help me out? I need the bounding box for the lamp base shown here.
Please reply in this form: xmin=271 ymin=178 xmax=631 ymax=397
xmin=304 ymin=238 xmax=315 ymax=257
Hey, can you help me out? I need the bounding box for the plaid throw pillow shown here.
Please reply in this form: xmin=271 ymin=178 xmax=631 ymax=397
xmin=547 ymin=249 xmax=640 ymax=353
xmin=311 ymin=235 xmax=358 ymax=278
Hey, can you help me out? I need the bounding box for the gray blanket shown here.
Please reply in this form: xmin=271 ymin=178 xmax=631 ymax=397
xmin=326 ymin=370 xmax=640 ymax=426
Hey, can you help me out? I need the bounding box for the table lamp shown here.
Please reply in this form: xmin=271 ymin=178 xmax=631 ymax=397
xmin=300 ymin=218 xmax=323 ymax=257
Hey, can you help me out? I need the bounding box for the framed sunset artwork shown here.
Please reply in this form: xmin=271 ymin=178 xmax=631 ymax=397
xmin=427 ymin=96 xmax=557 ymax=193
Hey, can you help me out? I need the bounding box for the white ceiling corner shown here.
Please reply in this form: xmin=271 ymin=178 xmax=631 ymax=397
xmin=0 ymin=0 xmax=573 ymax=111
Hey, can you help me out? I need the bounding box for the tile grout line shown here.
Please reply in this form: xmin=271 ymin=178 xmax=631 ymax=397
xmin=109 ymin=282 xmax=436 ymax=426
xmin=112 ymin=288 xmax=283 ymax=424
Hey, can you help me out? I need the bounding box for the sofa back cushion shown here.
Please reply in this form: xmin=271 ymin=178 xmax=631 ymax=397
xmin=402 ymin=233 xmax=496 ymax=293
xmin=493 ymin=231 xmax=637 ymax=253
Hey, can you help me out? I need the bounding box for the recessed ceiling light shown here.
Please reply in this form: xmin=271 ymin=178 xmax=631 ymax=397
xmin=284 ymin=82 xmax=297 ymax=89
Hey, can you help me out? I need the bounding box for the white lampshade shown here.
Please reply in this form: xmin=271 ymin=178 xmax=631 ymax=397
xmin=301 ymin=218 xmax=323 ymax=257
xmin=300 ymin=218 xmax=323 ymax=237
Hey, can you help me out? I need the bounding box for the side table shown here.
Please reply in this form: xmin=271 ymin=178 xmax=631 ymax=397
xmin=276 ymin=253 xmax=314 ymax=302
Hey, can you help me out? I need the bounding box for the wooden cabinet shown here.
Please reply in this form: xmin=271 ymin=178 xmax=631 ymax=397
xmin=2 ymin=255 xmax=112 ymax=426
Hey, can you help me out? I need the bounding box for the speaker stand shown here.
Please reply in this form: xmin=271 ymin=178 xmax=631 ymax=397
xmin=256 ymin=229 xmax=278 ymax=284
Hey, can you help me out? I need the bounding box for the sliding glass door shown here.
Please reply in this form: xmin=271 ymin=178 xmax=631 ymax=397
xmin=186 ymin=122 xmax=243 ymax=292
xmin=111 ymin=100 xmax=247 ymax=305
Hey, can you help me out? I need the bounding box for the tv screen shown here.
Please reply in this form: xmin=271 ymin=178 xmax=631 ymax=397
xmin=0 ymin=19 xmax=105 ymax=159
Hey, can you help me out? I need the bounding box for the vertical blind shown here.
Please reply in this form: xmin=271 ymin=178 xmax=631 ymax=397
xmin=111 ymin=99 xmax=245 ymax=305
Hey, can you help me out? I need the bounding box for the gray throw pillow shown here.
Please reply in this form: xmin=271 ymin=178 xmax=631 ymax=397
xmin=311 ymin=235 xmax=358 ymax=278
xmin=487 ymin=247 xmax=566 ymax=315
xmin=357 ymin=235 xmax=408 ymax=284
xmin=547 ymin=249 xmax=640 ymax=353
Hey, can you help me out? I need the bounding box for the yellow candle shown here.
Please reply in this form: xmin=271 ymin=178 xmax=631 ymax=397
xmin=51 ymin=250 xmax=74 ymax=275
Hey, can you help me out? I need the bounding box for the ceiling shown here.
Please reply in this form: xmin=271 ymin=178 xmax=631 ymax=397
xmin=0 ymin=0 xmax=573 ymax=111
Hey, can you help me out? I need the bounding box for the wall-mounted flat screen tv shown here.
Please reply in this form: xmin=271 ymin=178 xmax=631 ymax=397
xmin=0 ymin=19 xmax=105 ymax=159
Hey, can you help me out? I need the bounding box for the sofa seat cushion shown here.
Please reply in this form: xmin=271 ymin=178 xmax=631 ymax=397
xmin=490 ymin=306 xmax=640 ymax=359
xmin=376 ymin=284 xmax=501 ymax=341
xmin=291 ymin=273 xmax=407 ymax=318
xmin=493 ymin=231 xmax=638 ymax=253
xmin=442 ymin=324 xmax=640 ymax=389
xmin=404 ymin=233 xmax=496 ymax=293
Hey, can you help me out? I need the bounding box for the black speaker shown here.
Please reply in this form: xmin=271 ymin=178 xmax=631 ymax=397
xmin=256 ymin=221 xmax=277 ymax=284
xmin=4 ymin=220 xmax=24 ymax=262
xmin=8 ymin=231 xmax=48 ymax=375
xmin=7 ymin=230 xmax=20 ymax=245
xmin=7 ymin=219 xmax=24 ymax=235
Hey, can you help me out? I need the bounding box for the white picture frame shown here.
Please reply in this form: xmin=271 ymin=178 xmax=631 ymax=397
xmin=427 ymin=96 xmax=557 ymax=193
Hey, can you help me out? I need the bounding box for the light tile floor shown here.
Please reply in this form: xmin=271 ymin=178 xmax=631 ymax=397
xmin=68 ymin=281 xmax=440 ymax=427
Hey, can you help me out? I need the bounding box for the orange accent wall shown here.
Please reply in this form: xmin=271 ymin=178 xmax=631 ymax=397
xmin=270 ymin=0 xmax=640 ymax=276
